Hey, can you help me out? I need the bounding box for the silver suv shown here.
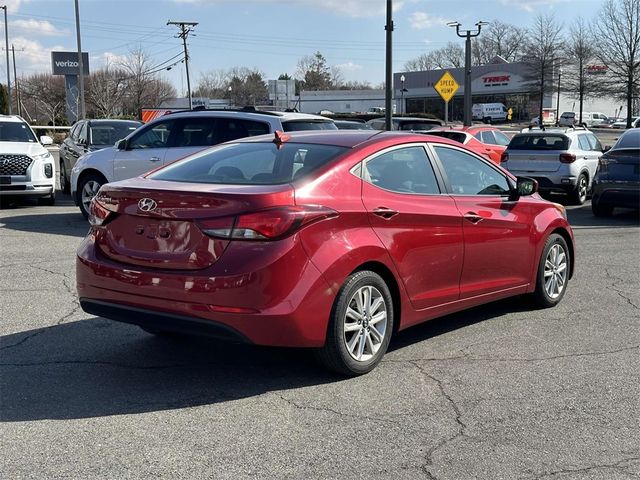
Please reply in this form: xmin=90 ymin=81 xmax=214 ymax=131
xmin=70 ymin=109 xmax=336 ymax=217
xmin=501 ymin=127 xmax=603 ymax=204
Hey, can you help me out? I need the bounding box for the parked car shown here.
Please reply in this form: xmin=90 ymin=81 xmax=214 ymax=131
xmin=471 ymin=103 xmax=507 ymax=123
xmin=334 ymin=120 xmax=373 ymax=130
xmin=366 ymin=116 xmax=442 ymax=132
xmin=427 ymin=125 xmax=511 ymax=164
xmin=502 ymin=127 xmax=603 ymax=204
xmin=0 ymin=115 xmax=56 ymax=205
xmin=60 ymin=119 xmax=141 ymax=194
xmin=70 ymin=109 xmax=337 ymax=218
xmin=77 ymin=130 xmax=575 ymax=376
xmin=612 ymin=117 xmax=639 ymax=129
xmin=591 ymin=128 xmax=640 ymax=216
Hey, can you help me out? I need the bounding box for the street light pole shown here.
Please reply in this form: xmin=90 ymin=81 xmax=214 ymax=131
xmin=555 ymin=68 xmax=562 ymax=126
xmin=74 ymin=0 xmax=86 ymax=120
xmin=447 ymin=21 xmax=488 ymax=127
xmin=400 ymin=74 xmax=405 ymax=115
xmin=384 ymin=0 xmax=393 ymax=131
xmin=1 ymin=5 xmax=11 ymax=114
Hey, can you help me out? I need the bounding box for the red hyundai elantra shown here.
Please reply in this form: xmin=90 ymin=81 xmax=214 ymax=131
xmin=77 ymin=130 xmax=575 ymax=375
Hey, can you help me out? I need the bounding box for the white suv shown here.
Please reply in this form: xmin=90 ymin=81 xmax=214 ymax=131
xmin=70 ymin=109 xmax=336 ymax=217
xmin=0 ymin=115 xmax=56 ymax=205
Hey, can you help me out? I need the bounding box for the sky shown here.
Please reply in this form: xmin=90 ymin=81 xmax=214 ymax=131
xmin=2 ymin=0 xmax=607 ymax=95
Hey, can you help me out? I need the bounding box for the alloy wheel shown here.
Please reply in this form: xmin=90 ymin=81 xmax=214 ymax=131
xmin=577 ymin=175 xmax=588 ymax=203
xmin=81 ymin=180 xmax=102 ymax=212
xmin=343 ymin=285 xmax=388 ymax=362
xmin=543 ymin=243 xmax=568 ymax=299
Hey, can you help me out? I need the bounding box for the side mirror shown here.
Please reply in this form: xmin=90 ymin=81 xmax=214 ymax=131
xmin=515 ymin=177 xmax=538 ymax=197
xmin=40 ymin=135 xmax=53 ymax=146
xmin=603 ymin=146 xmax=611 ymax=153
xmin=116 ymin=139 xmax=127 ymax=150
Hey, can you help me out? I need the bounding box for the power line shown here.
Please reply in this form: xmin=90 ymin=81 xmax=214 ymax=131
xmin=167 ymin=20 xmax=197 ymax=109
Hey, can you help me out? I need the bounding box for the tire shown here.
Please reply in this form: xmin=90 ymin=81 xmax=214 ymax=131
xmin=59 ymin=161 xmax=70 ymax=194
xmin=77 ymin=172 xmax=106 ymax=219
xmin=531 ymin=234 xmax=570 ymax=308
xmin=570 ymin=173 xmax=588 ymax=205
xmin=591 ymin=196 xmax=613 ymax=217
xmin=38 ymin=191 xmax=56 ymax=206
xmin=315 ymin=270 xmax=394 ymax=376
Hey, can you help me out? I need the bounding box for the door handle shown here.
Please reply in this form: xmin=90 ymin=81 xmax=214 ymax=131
xmin=149 ymin=156 xmax=161 ymax=162
xmin=372 ymin=207 xmax=399 ymax=219
xmin=464 ymin=212 xmax=483 ymax=224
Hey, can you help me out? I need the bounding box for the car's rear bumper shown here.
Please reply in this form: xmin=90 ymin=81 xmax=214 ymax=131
xmin=593 ymin=183 xmax=640 ymax=209
xmin=76 ymin=233 xmax=336 ymax=347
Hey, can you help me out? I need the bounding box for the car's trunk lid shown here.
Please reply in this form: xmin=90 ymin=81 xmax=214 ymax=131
xmin=94 ymin=179 xmax=294 ymax=270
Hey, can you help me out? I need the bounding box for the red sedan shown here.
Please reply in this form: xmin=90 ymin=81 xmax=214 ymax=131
xmin=77 ymin=131 xmax=574 ymax=375
xmin=428 ymin=126 xmax=511 ymax=164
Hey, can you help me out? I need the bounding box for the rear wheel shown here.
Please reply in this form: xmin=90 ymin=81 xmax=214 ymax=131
xmin=532 ymin=234 xmax=570 ymax=308
xmin=78 ymin=172 xmax=106 ymax=219
xmin=60 ymin=161 xmax=70 ymax=194
xmin=591 ymin=196 xmax=613 ymax=216
xmin=315 ymin=271 xmax=393 ymax=376
xmin=570 ymin=173 xmax=588 ymax=205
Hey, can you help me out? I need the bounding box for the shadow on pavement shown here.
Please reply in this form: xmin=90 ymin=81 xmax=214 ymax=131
xmin=0 ymin=296 xmax=532 ymax=422
xmin=0 ymin=200 xmax=88 ymax=238
xmin=566 ymin=203 xmax=639 ymax=229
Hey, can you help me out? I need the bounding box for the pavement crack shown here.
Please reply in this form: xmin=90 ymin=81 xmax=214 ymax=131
xmin=0 ymin=329 xmax=46 ymax=351
xmin=409 ymin=362 xmax=467 ymax=480
xmin=533 ymin=456 xmax=640 ymax=479
xmin=275 ymin=394 xmax=401 ymax=426
xmin=604 ymin=267 xmax=640 ymax=310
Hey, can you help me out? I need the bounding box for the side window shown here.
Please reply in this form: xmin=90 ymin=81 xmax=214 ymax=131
xmin=481 ymin=131 xmax=496 ymax=144
xmin=211 ymin=118 xmax=267 ymax=144
xmin=473 ymin=132 xmax=482 ymax=141
xmin=69 ymin=123 xmax=80 ymax=141
xmin=493 ymin=130 xmax=511 ymax=146
xmin=434 ymin=146 xmax=510 ymax=196
xmin=363 ymin=146 xmax=440 ymax=195
xmin=586 ymin=133 xmax=603 ymax=152
xmin=129 ymin=120 xmax=175 ymax=149
xmin=577 ymin=134 xmax=592 ymax=151
xmin=175 ymin=119 xmax=217 ymax=147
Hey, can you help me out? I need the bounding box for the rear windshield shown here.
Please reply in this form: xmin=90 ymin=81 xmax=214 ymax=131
xmin=428 ymin=131 xmax=467 ymax=144
xmin=508 ymin=134 xmax=569 ymax=150
xmin=148 ymin=142 xmax=348 ymax=185
xmin=398 ymin=121 xmax=438 ymax=131
xmin=282 ymin=121 xmax=337 ymax=132
xmin=612 ymin=130 xmax=640 ymax=151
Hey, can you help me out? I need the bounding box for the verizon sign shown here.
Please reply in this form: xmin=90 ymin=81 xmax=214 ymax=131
xmin=51 ymin=51 xmax=90 ymax=76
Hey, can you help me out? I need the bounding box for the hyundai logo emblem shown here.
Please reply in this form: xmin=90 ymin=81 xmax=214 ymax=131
xmin=138 ymin=198 xmax=157 ymax=212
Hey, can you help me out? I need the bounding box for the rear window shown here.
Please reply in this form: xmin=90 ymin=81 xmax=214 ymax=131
xmin=561 ymin=112 xmax=575 ymax=118
xmin=398 ymin=122 xmax=438 ymax=131
xmin=148 ymin=142 xmax=348 ymax=185
xmin=428 ymin=131 xmax=467 ymax=144
xmin=508 ymin=135 xmax=569 ymax=150
xmin=282 ymin=121 xmax=337 ymax=132
xmin=612 ymin=129 xmax=640 ymax=151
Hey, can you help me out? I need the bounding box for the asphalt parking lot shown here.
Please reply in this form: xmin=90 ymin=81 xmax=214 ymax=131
xmin=2 ymin=186 xmax=639 ymax=478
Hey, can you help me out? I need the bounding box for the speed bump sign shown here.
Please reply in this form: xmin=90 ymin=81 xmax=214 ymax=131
xmin=434 ymin=71 xmax=459 ymax=102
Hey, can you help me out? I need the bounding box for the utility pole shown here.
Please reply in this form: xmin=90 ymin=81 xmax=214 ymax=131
xmin=167 ymin=20 xmax=198 ymax=110
xmin=384 ymin=0 xmax=393 ymax=131
xmin=74 ymin=0 xmax=86 ymax=119
xmin=555 ymin=68 xmax=562 ymax=126
xmin=1 ymin=6 xmax=10 ymax=114
xmin=447 ymin=21 xmax=488 ymax=126
xmin=11 ymin=44 xmax=19 ymax=116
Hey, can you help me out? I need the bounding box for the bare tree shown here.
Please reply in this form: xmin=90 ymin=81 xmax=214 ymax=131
xmin=193 ymin=69 xmax=229 ymax=98
xmin=472 ymin=21 xmax=526 ymax=64
xmin=296 ymin=51 xmax=333 ymax=90
xmin=19 ymin=73 xmax=65 ymax=124
xmin=563 ymin=18 xmax=599 ymax=123
xmin=522 ymin=14 xmax=565 ymax=123
xmin=404 ymin=53 xmax=438 ymax=72
xmin=404 ymin=42 xmax=465 ymax=72
xmin=86 ymin=62 xmax=128 ymax=118
xmin=593 ymin=0 xmax=640 ymax=127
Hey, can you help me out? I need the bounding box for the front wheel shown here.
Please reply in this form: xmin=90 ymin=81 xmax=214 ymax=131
xmin=591 ymin=196 xmax=613 ymax=217
xmin=532 ymin=234 xmax=570 ymax=308
xmin=315 ymin=271 xmax=394 ymax=376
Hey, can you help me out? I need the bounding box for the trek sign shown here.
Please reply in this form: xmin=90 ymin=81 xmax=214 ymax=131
xmin=51 ymin=51 xmax=90 ymax=76
xmin=434 ymin=71 xmax=459 ymax=103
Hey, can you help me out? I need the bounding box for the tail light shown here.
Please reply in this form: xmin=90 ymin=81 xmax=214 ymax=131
xmin=198 ymin=205 xmax=338 ymax=241
xmin=597 ymin=155 xmax=616 ymax=172
xmin=559 ymin=153 xmax=576 ymax=163
xmin=88 ymin=197 xmax=114 ymax=227
xmin=500 ymin=152 xmax=509 ymax=163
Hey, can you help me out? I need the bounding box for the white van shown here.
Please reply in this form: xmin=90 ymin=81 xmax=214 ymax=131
xmin=560 ymin=112 xmax=609 ymax=127
xmin=472 ymin=103 xmax=507 ymax=123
